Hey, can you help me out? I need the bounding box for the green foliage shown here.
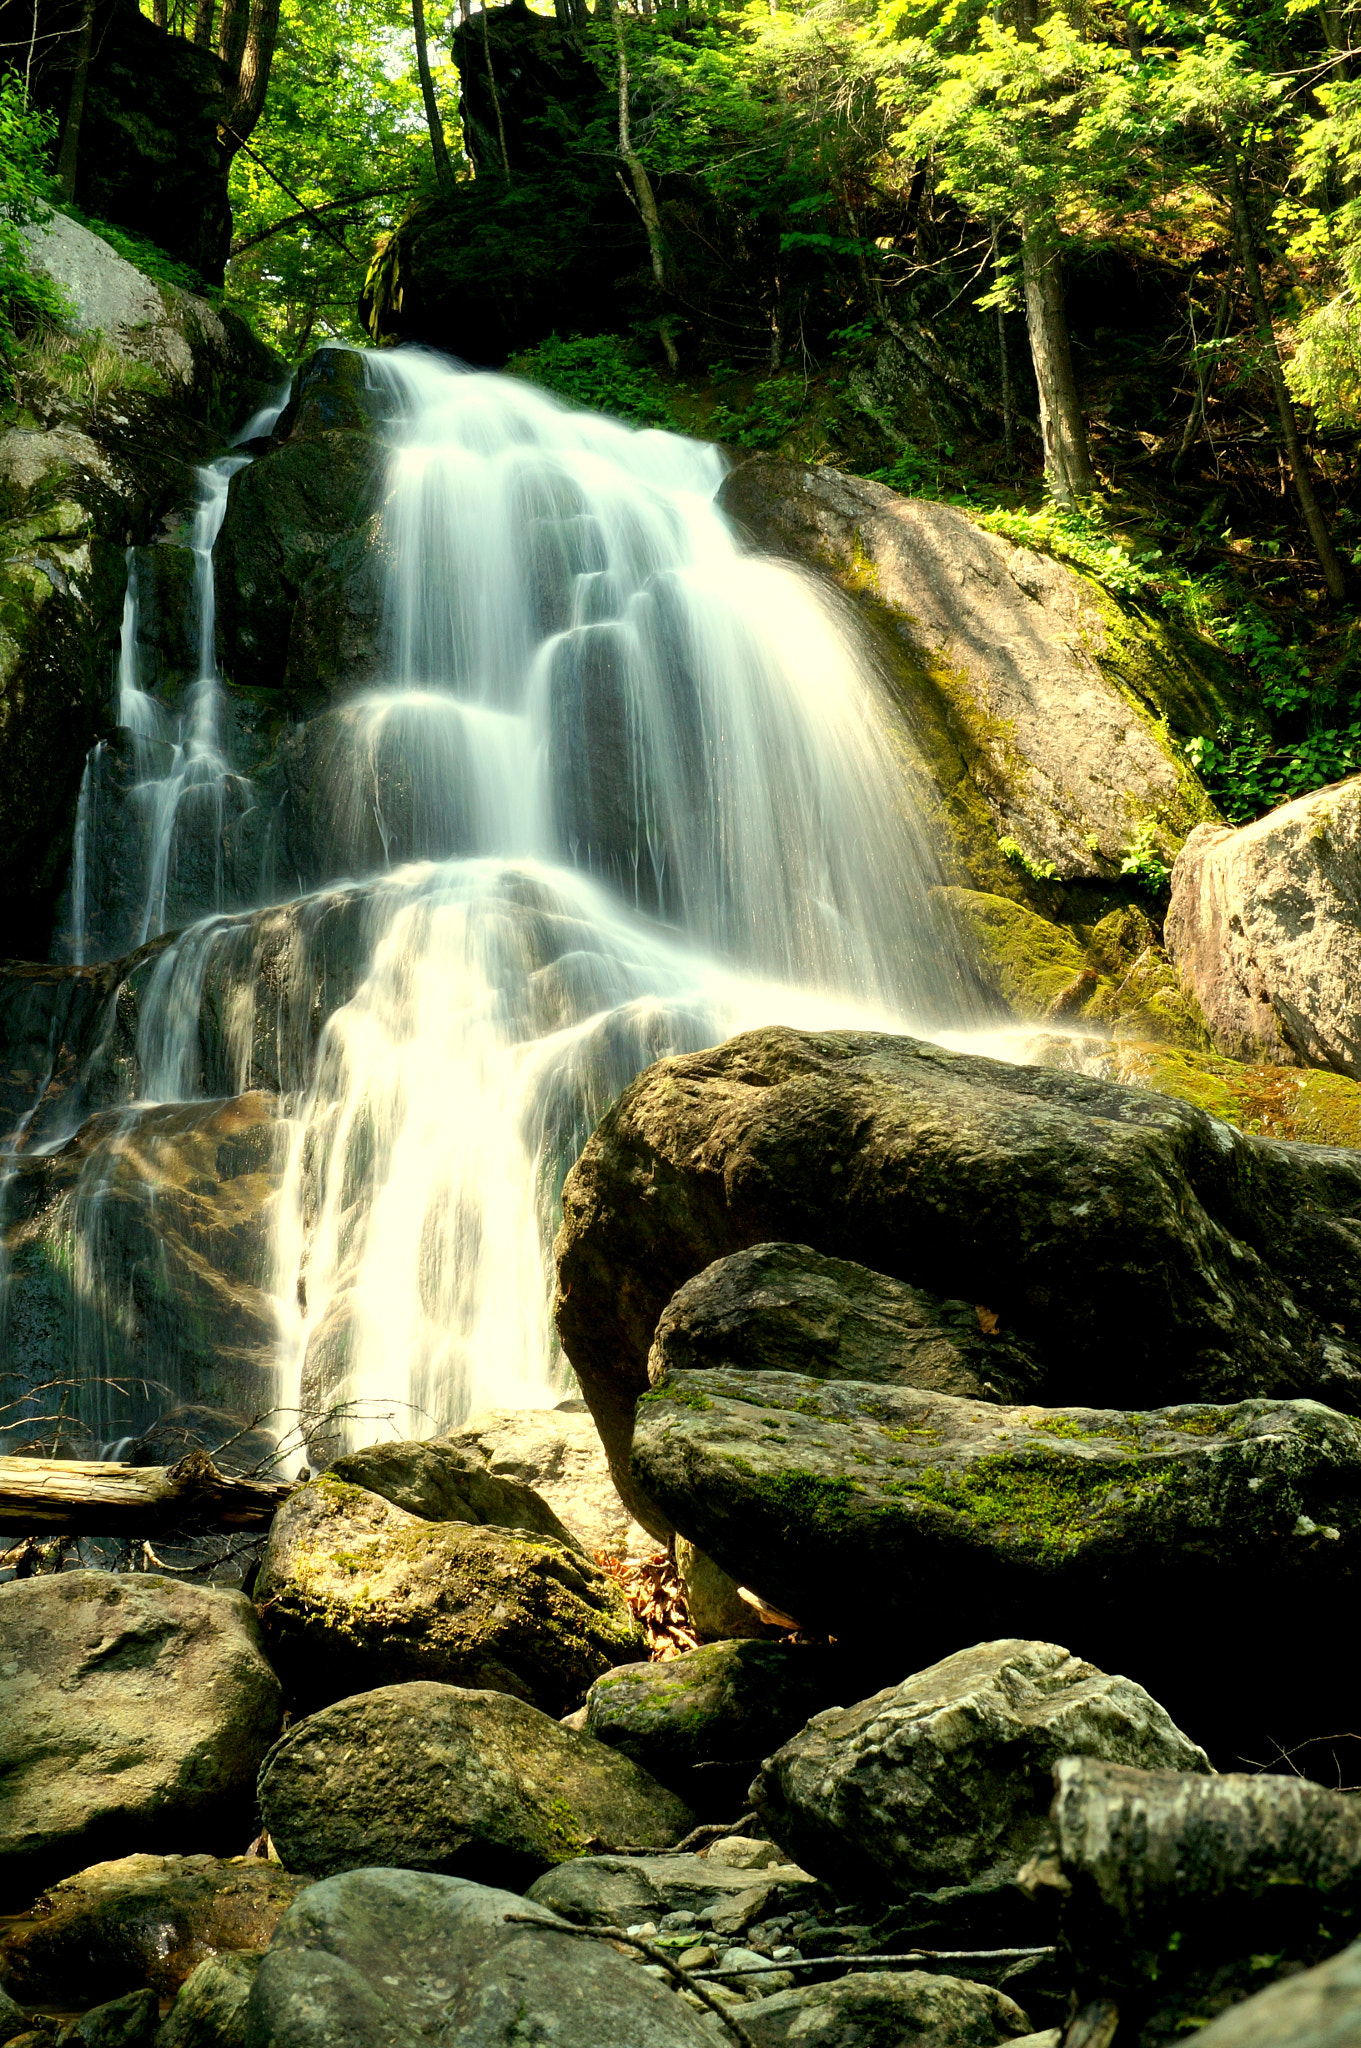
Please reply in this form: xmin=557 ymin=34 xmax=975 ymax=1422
xmin=508 ymin=333 xmax=677 ymax=427
xmin=0 ymin=75 xmax=68 ymax=386
xmin=711 ymin=375 xmax=809 ymax=448
xmin=997 ymin=835 xmax=1058 ymax=882
xmin=1120 ymin=819 xmax=1173 ymax=893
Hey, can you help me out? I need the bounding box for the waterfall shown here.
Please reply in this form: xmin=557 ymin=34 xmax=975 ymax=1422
xmin=5 ymin=351 xmax=979 ymax=1458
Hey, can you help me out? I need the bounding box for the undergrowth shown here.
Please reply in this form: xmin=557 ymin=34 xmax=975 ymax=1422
xmin=508 ymin=332 xmax=677 ymax=428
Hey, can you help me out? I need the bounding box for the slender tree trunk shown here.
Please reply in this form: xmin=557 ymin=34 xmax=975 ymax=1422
xmin=193 ymin=0 xmax=216 ymax=49
xmin=413 ymin=0 xmax=455 ymax=193
xmin=154 ymin=0 xmax=169 ymax=27
xmin=479 ymin=1 xmax=512 ymax=178
xmin=610 ymin=0 xmax=678 ymax=370
xmin=991 ymin=221 xmax=1015 ymax=468
xmin=225 ymin=0 xmax=282 ymax=150
xmin=1225 ymin=150 xmax=1348 ymax=601
xmin=56 ymin=0 xmax=96 ymax=201
xmin=217 ymin=0 xmax=248 ymax=78
xmin=1021 ymin=206 xmax=1098 ymax=504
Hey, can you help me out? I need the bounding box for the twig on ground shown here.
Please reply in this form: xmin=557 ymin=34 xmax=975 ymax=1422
xmin=501 ymin=1914 xmax=760 ymax=2048
xmin=693 ymin=1945 xmax=1056 ymax=1980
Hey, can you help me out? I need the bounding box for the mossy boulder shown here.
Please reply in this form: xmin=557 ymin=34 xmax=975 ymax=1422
xmin=325 ymin=1438 xmax=582 ymax=1548
xmin=554 ymin=1026 xmax=1361 ymax=1535
xmin=737 ymin=1972 xmax=1035 ymax=2048
xmin=256 ymin=1683 xmax=692 ymax=1888
xmin=631 ymin=1364 xmax=1361 ymax=1761
xmin=584 ymin=1639 xmax=855 ymax=1816
xmin=716 ymin=460 xmax=1228 ymax=896
xmin=1109 ymin=1040 xmax=1361 ymax=1150
xmin=254 ymin=1475 xmax=642 ymax=1716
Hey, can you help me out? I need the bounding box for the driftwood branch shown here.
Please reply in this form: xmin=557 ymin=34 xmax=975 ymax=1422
xmin=0 ymin=1450 xmax=294 ymax=1533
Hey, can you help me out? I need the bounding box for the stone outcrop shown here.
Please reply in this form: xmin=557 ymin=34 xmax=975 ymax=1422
xmin=325 ymin=1438 xmax=582 ymax=1547
xmin=584 ymin=1639 xmax=856 ymax=1815
xmin=650 ymin=1241 xmax=1047 ymax=1407
xmin=0 ymin=1854 xmax=308 ymax=2004
xmin=0 ymin=1572 xmax=281 ymax=1902
xmin=254 ymin=1474 xmax=640 ymax=1714
xmin=443 ymin=1403 xmax=653 ymax=1561
xmin=554 ymin=1027 xmax=1361 ymax=1534
xmin=717 ymin=460 xmax=1226 ymax=896
xmin=523 ymin=1850 xmax=817 ymax=1930
xmin=242 ymin=1866 xmax=716 ymax=2048
xmin=633 ymin=1371 xmax=1361 ymax=1757
xmin=1166 ymin=781 xmax=1361 ymax=1078
xmin=750 ymin=1641 xmax=1207 ymax=1902
xmin=257 ymin=1690 xmax=692 ymax=1885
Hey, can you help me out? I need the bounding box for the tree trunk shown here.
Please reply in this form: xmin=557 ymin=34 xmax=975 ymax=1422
xmin=479 ymin=1 xmax=512 ymax=178
xmin=154 ymin=0 xmax=169 ymax=27
xmin=55 ymin=0 xmax=96 ymax=203
xmin=413 ymin=0 xmax=455 ymax=194
xmin=193 ymin=0 xmax=216 ymax=48
xmin=0 ymin=1451 xmax=294 ymax=1535
xmin=1225 ymin=149 xmax=1349 ymax=602
xmin=217 ymin=0 xmax=248 ymax=78
xmin=1021 ymin=206 xmax=1098 ymax=504
xmin=225 ymin=0 xmax=282 ymax=151
xmin=610 ymin=0 xmax=678 ymax=370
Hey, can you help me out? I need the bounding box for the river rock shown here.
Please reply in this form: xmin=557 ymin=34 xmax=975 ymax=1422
xmin=254 ymin=1472 xmax=639 ymax=1713
xmin=256 ymin=1681 xmax=691 ymax=1885
xmin=554 ymin=1026 xmax=1361 ymax=1533
xmin=524 ymin=1851 xmax=817 ymax=1929
xmin=1173 ymin=1937 xmax=1361 ymax=2048
xmin=739 ymin=1970 xmax=1034 ymax=2046
xmin=1167 ymin=783 xmax=1361 ymax=1078
xmin=584 ymin=1639 xmax=862 ymax=1815
xmin=750 ymin=1640 xmax=1206 ymax=1902
xmin=157 ymin=1954 xmax=262 ymax=2048
xmin=1046 ymin=1756 xmax=1361 ymax=2038
xmin=0 ymin=1573 xmax=281 ymax=1904
xmin=717 ymin=459 xmax=1225 ymax=894
xmin=651 ymin=1242 xmax=1047 ymax=1407
xmin=0 ymin=1990 xmax=25 ymax=2045
xmin=325 ymin=1437 xmax=581 ymax=1546
xmin=242 ymin=1866 xmax=716 ymax=2048
xmin=442 ymin=1401 xmax=653 ymax=1559
xmin=55 ymin=1989 xmax=159 ymax=2048
xmin=0 ymin=1855 xmax=308 ymax=2005
xmin=634 ymin=1366 xmax=1361 ymax=1757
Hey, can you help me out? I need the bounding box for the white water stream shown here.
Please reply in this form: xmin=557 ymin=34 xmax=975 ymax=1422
xmin=10 ymin=351 xmax=1007 ymax=1454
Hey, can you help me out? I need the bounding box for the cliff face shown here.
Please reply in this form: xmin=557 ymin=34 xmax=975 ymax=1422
xmin=0 ymin=212 xmax=279 ymax=955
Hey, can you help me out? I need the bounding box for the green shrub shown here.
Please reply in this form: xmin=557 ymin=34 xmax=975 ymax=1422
xmin=508 ymin=332 xmax=676 ymax=427
xmin=0 ymin=76 xmax=69 ymax=385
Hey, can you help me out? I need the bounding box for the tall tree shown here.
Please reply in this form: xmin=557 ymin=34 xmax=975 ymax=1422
xmin=413 ymin=0 xmax=455 ymax=193
xmin=55 ymin=0 xmax=95 ymax=200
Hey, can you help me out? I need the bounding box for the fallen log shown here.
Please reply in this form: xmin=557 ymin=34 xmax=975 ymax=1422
xmin=0 ymin=1449 xmax=295 ymax=1533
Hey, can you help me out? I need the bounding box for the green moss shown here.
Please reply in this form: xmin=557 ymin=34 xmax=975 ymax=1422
xmin=1161 ymin=1407 xmax=1237 ymax=1437
xmin=751 ymin=1466 xmax=868 ymax=1530
xmin=1114 ymin=1042 xmax=1361 ymax=1148
xmin=893 ymin=1449 xmax=1143 ymax=1557
xmin=640 ymin=1380 xmax=714 ymax=1413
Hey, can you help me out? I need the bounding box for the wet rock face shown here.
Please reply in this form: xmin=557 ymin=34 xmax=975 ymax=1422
xmin=716 ymin=459 xmax=1225 ymax=893
xmin=0 ymin=1572 xmax=282 ymax=1905
xmin=649 ymin=1242 xmax=1048 ymax=1407
xmin=0 ymin=1854 xmax=309 ymax=2004
xmin=583 ymin=1639 xmax=856 ymax=1816
xmin=631 ymin=1370 xmax=1361 ymax=1758
xmin=1167 ymin=783 xmax=1361 ymax=1079
xmin=254 ymin=1475 xmax=641 ymax=1715
xmin=554 ymin=1026 xmax=1361 ymax=1533
xmin=242 ymin=1866 xmax=716 ymax=2048
xmin=750 ymin=1640 xmax=1208 ymax=1903
xmin=256 ymin=1684 xmax=692 ymax=1887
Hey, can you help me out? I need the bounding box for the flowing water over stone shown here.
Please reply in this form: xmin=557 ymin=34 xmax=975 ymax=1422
xmin=1 ymin=351 xmax=981 ymax=1458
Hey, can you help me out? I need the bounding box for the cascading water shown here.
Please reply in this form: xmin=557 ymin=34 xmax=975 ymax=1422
xmin=5 ymin=351 xmax=986 ymax=1458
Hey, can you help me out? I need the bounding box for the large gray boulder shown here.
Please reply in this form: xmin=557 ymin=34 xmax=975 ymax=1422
xmin=584 ymin=1639 xmax=862 ymax=1815
xmin=717 ymin=459 xmax=1224 ymax=894
xmin=633 ymin=1368 xmax=1361 ymax=1759
xmin=553 ymin=1027 xmax=1361 ymax=1536
xmin=254 ymin=1473 xmax=640 ymax=1715
xmin=241 ymin=1865 xmax=717 ymax=2048
xmin=325 ymin=1437 xmax=581 ymax=1546
xmin=738 ymin=1970 xmax=1035 ymax=2047
xmin=256 ymin=1682 xmax=692 ymax=1886
xmin=1047 ymin=1757 xmax=1361 ymax=2038
xmin=650 ymin=1242 xmax=1047 ymax=1406
xmin=0 ymin=1854 xmax=307 ymax=2004
xmin=524 ymin=1850 xmax=817 ymax=1930
xmin=1171 ymin=1938 xmax=1361 ymax=2048
xmin=442 ymin=1402 xmax=652 ymax=1560
xmin=751 ymin=1640 xmax=1207 ymax=1901
xmin=0 ymin=1573 xmax=281 ymax=1904
xmin=1167 ymin=784 xmax=1361 ymax=1078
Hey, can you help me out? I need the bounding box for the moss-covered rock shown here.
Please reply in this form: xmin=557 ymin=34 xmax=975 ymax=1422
xmin=254 ymin=1475 xmax=642 ymax=1716
xmin=1110 ymin=1040 xmax=1361 ymax=1150
xmin=256 ymin=1682 xmax=692 ymax=1887
xmin=631 ymin=1363 xmax=1361 ymax=1761
xmin=325 ymin=1437 xmax=583 ymax=1547
xmin=716 ymin=460 xmax=1229 ymax=897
